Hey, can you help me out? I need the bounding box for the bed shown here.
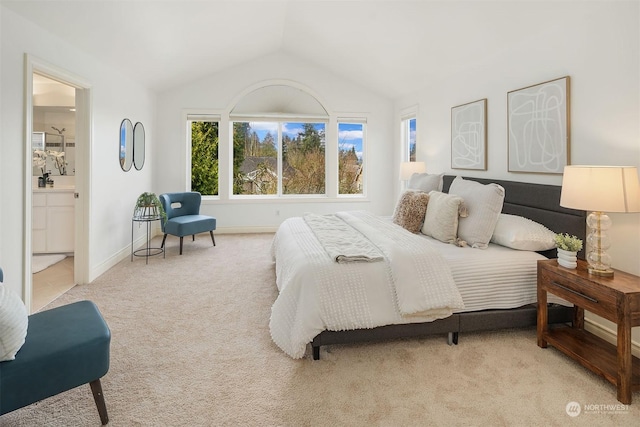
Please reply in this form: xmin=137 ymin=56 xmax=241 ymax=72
xmin=270 ymin=175 xmax=586 ymax=360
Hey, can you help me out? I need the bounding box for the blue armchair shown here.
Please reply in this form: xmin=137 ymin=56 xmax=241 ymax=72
xmin=159 ymin=192 xmax=216 ymax=255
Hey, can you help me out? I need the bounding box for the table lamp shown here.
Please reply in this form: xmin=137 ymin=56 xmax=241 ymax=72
xmin=560 ymin=165 xmax=640 ymax=276
xmin=399 ymin=161 xmax=426 ymax=181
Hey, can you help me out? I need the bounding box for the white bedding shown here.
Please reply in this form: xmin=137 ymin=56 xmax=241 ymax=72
xmin=269 ymin=212 xmax=565 ymax=359
xmin=270 ymin=211 xmax=464 ymax=359
xmin=419 ymin=235 xmax=568 ymax=310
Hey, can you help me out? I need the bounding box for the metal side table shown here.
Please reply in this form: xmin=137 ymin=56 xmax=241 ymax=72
xmin=131 ymin=214 xmax=165 ymax=264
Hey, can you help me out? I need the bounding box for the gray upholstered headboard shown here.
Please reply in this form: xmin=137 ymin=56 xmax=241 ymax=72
xmin=442 ymin=175 xmax=587 ymax=259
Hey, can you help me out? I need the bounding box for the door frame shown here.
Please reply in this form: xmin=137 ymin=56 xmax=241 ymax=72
xmin=23 ymin=54 xmax=92 ymax=312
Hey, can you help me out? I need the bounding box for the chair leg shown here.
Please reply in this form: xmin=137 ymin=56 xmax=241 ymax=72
xmin=210 ymin=231 xmax=216 ymax=246
xmin=179 ymin=236 xmax=184 ymax=255
xmin=192 ymin=234 xmax=195 ymax=241
xmin=90 ymin=379 xmax=109 ymax=425
xmin=161 ymin=234 xmax=167 ymax=249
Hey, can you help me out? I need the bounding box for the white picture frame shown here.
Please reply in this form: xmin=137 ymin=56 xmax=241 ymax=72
xmin=451 ymin=98 xmax=487 ymax=170
xmin=507 ymin=76 xmax=570 ymax=174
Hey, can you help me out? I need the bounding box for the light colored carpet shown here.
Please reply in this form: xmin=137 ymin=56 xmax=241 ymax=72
xmin=32 ymin=254 xmax=66 ymax=274
xmin=5 ymin=233 xmax=639 ymax=426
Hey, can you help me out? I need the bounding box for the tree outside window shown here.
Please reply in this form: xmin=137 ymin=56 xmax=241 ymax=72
xmin=338 ymin=122 xmax=364 ymax=195
xmin=191 ymin=121 xmax=219 ymax=196
xmin=232 ymin=121 xmax=326 ymax=196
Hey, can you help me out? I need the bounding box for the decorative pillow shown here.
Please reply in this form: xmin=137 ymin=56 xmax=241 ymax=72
xmin=393 ymin=190 xmax=430 ymax=233
xmin=422 ymin=191 xmax=465 ymax=243
xmin=408 ymin=173 xmax=444 ymax=193
xmin=449 ymin=176 xmax=504 ymax=249
xmin=491 ymin=214 xmax=557 ymax=251
xmin=0 ymin=285 xmax=29 ymax=361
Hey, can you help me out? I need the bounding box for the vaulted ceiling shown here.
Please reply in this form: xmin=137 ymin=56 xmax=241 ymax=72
xmin=3 ymin=0 xmax=582 ymax=99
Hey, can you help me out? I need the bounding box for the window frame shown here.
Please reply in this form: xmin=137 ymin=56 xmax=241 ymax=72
xmin=337 ymin=118 xmax=367 ymax=197
xmin=186 ymin=112 xmax=221 ymax=198
xmin=401 ymin=115 xmax=417 ymax=163
xmin=184 ymin=86 xmax=370 ymax=203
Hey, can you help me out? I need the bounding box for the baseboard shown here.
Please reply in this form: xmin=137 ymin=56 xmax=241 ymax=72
xmin=215 ymin=226 xmax=278 ymax=234
xmin=584 ymin=318 xmax=640 ymax=358
xmin=89 ymin=234 xmax=148 ymax=282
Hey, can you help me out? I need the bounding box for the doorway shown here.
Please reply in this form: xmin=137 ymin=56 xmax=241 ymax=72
xmin=24 ymin=54 xmax=91 ymax=314
xmin=31 ymin=74 xmax=77 ymax=311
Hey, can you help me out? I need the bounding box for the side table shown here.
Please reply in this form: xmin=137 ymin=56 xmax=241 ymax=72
xmin=537 ymin=258 xmax=640 ymax=404
xmin=131 ymin=214 xmax=165 ymax=264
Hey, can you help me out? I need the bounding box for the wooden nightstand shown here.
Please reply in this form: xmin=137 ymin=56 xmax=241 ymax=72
xmin=537 ymin=258 xmax=640 ymax=404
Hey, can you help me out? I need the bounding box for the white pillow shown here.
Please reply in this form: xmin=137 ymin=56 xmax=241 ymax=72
xmin=0 ymin=284 xmax=29 ymax=361
xmin=422 ymin=191 xmax=464 ymax=244
xmin=449 ymin=176 xmax=504 ymax=249
xmin=408 ymin=173 xmax=444 ymax=193
xmin=491 ymin=214 xmax=557 ymax=251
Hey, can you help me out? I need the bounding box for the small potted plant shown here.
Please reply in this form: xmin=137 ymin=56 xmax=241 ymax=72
xmin=134 ymin=192 xmax=166 ymax=221
xmin=554 ymin=233 xmax=583 ymax=269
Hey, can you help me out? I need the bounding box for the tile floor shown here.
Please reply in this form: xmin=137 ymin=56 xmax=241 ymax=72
xmin=32 ymin=256 xmax=75 ymax=313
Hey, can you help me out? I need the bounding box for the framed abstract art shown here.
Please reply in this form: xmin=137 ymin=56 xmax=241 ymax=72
xmin=451 ymin=98 xmax=487 ymax=170
xmin=507 ymin=76 xmax=570 ymax=174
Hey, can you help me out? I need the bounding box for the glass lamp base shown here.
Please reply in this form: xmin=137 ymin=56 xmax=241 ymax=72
xmin=586 ymin=211 xmax=614 ymax=278
xmin=588 ymin=266 xmax=614 ymax=277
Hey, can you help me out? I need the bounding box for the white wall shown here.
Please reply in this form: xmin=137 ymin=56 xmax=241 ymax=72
xmin=395 ymin=2 xmax=640 ymax=345
xmin=155 ymin=51 xmax=395 ymax=232
xmin=396 ymin=1 xmax=639 ymax=275
xmin=0 ymin=6 xmax=156 ymax=298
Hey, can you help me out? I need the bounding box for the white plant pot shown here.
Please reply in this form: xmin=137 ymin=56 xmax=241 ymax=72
xmin=557 ymin=248 xmax=578 ymax=269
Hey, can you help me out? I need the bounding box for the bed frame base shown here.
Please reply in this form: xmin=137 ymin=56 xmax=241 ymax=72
xmin=311 ymin=304 xmax=573 ymax=360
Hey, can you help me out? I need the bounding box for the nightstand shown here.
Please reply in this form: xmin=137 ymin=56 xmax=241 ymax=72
xmin=537 ymin=258 xmax=640 ymax=404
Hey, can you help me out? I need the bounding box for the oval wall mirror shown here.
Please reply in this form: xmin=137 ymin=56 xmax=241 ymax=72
xmin=119 ymin=118 xmax=133 ymax=171
xmin=133 ymin=122 xmax=145 ymax=170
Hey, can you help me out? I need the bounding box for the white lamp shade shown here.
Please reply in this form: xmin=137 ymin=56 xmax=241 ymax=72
xmin=560 ymin=166 xmax=640 ymax=213
xmin=399 ymin=161 xmax=426 ymax=181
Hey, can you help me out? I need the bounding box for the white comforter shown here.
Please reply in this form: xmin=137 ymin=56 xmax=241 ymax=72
xmin=269 ymin=211 xmax=464 ymax=359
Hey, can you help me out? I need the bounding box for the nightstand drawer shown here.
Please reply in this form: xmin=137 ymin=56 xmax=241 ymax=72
xmin=540 ymin=268 xmax=616 ymax=320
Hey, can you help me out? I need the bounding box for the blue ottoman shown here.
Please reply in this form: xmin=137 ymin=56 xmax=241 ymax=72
xmin=0 ymin=300 xmax=111 ymax=425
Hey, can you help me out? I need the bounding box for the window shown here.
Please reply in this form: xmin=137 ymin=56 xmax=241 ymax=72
xmin=402 ymin=116 xmax=417 ymax=162
xmin=188 ymin=83 xmax=368 ymax=201
xmin=232 ymin=121 xmax=326 ymax=196
xmin=190 ymin=117 xmax=219 ymax=196
xmin=338 ymin=121 xmax=365 ymax=195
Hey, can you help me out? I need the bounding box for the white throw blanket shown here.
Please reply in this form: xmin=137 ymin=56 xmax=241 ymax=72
xmin=303 ymin=213 xmax=384 ymax=263
xmin=270 ymin=211 xmax=464 ymax=358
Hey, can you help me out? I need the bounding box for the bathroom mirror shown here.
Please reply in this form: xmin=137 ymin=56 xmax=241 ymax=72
xmin=119 ymin=118 xmax=133 ymax=171
xmin=31 ymin=106 xmax=76 ymax=176
xmin=133 ymin=122 xmax=145 ymax=170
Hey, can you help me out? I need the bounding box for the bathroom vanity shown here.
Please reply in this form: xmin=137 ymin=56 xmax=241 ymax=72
xmin=32 ymin=187 xmax=75 ymax=254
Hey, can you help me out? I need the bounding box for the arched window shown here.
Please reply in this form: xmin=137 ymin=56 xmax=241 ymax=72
xmin=188 ymin=83 xmax=365 ymax=198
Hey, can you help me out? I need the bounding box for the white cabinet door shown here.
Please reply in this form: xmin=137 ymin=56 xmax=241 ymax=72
xmin=47 ymin=206 xmax=75 ymax=252
xmin=32 ymin=191 xmax=75 ymax=254
xmin=32 ymin=206 xmax=47 ymax=253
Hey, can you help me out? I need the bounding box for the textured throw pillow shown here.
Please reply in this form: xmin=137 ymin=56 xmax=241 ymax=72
xmin=408 ymin=173 xmax=444 ymax=193
xmin=491 ymin=214 xmax=557 ymax=251
xmin=393 ymin=191 xmax=430 ymax=233
xmin=422 ymin=191 xmax=465 ymax=243
xmin=449 ymin=176 xmax=505 ymax=249
xmin=0 ymin=285 xmax=29 ymax=361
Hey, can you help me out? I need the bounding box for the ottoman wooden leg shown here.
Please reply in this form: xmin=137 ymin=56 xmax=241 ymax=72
xmin=90 ymin=379 xmax=109 ymax=425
